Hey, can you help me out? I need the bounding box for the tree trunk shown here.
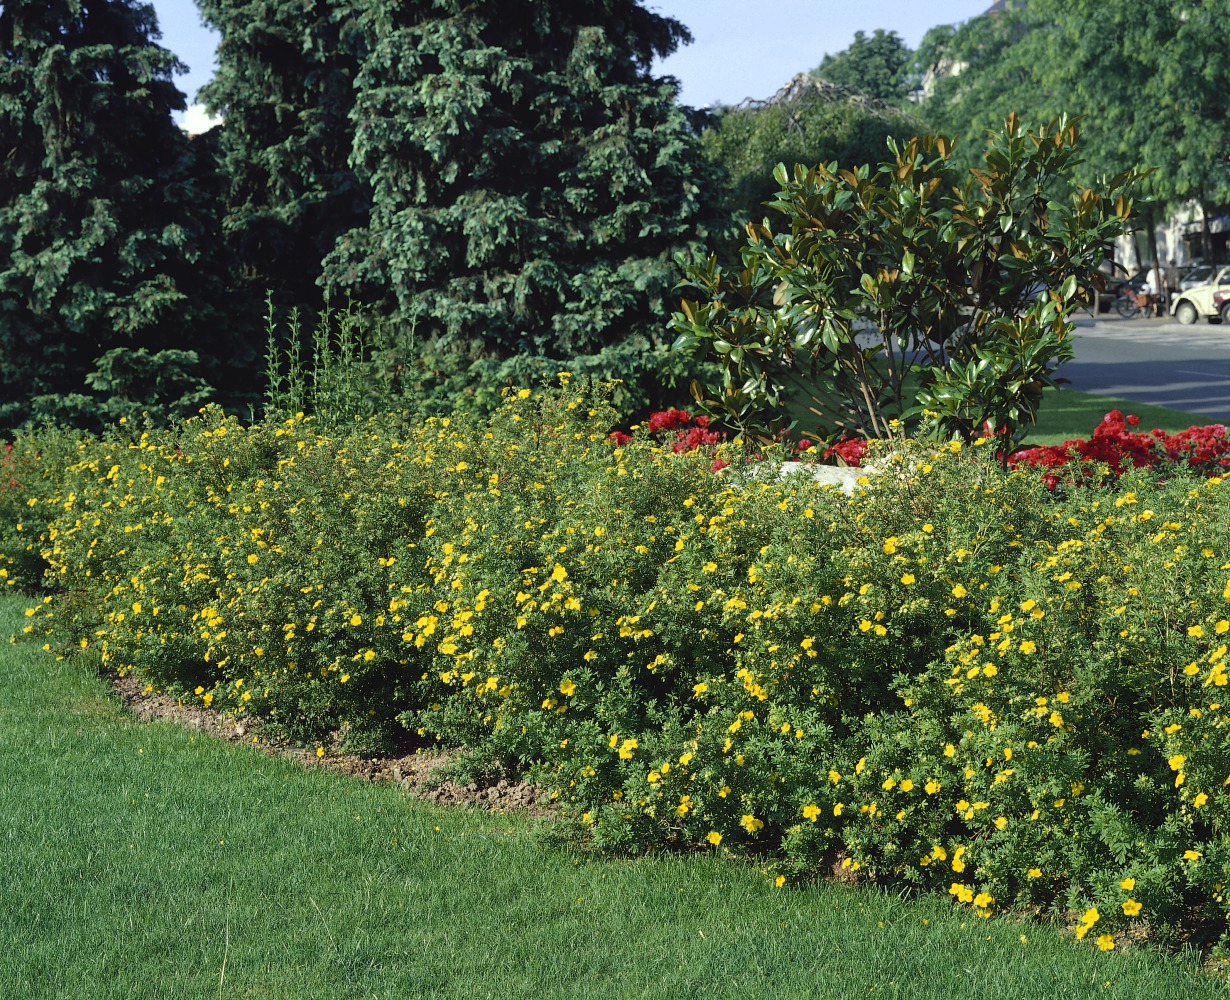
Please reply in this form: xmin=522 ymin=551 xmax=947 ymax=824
xmin=1201 ymin=197 xmax=1214 ymax=260
xmin=1145 ymin=205 xmax=1163 ymax=316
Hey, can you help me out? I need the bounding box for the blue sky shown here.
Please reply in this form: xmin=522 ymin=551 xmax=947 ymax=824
xmin=150 ymin=0 xmax=992 ymax=118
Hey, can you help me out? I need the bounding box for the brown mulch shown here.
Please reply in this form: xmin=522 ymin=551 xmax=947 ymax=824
xmin=109 ymin=672 xmax=554 ymax=817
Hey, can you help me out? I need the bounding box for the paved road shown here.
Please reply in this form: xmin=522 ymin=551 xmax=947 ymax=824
xmin=1065 ymin=312 xmax=1230 ymax=422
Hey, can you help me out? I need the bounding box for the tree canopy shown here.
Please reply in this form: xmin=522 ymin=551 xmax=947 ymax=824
xmin=917 ymin=0 xmax=1230 ymax=256
xmin=813 ymin=28 xmax=915 ymax=102
xmin=0 ymin=0 xmax=236 ymax=433
xmin=196 ymin=0 xmax=368 ymax=313
xmin=701 ymin=74 xmax=922 ymax=232
xmin=198 ymin=0 xmax=726 ymax=415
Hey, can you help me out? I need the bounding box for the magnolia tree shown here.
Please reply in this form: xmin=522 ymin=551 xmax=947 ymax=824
xmin=669 ymin=115 xmax=1142 ymax=453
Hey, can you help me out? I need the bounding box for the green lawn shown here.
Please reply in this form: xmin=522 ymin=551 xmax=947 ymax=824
xmin=1027 ymin=388 xmax=1208 ymax=445
xmin=0 ymin=592 xmax=1225 ymax=999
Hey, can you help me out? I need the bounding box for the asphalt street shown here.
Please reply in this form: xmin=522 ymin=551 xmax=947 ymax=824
xmin=1065 ymin=312 xmax=1230 ymax=422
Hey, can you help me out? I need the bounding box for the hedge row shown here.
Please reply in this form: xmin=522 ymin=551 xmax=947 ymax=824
xmin=8 ymin=385 xmax=1230 ymax=947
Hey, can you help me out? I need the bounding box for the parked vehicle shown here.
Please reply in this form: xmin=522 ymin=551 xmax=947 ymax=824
xmin=1169 ymin=265 xmax=1230 ymax=324
xmin=1212 ymin=288 xmax=1230 ymax=323
xmin=1179 ymin=263 xmax=1217 ymax=292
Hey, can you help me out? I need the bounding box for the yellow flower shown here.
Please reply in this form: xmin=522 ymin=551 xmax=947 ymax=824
xmin=707 ymin=831 xmax=722 ymax=846
xmin=1194 ymin=792 xmax=1209 ymax=808
xmin=1183 ymin=849 xmax=1202 ymax=860
xmin=899 ymin=779 xmax=914 ymax=792
xmin=833 ymin=803 xmax=844 ymax=816
xmin=1119 ymin=877 xmax=1135 ymax=891
xmin=316 ymin=747 xmax=325 ymax=758
xmin=1096 ymin=934 xmax=1115 ymax=951
xmin=943 ymin=744 xmax=956 ymax=757
xmin=559 ymin=678 xmax=576 ymax=696
xmin=775 ymin=875 xmax=786 ymax=888
xmin=1081 ymin=907 xmax=1099 ymax=925
xmin=803 ymin=803 xmax=821 ymax=822
xmin=901 ymin=573 xmax=915 ymax=585
xmin=740 ymin=814 xmax=764 ymax=833
xmin=925 ymin=779 xmax=941 ymax=795
xmin=1019 ymin=641 xmax=1036 ymax=655
xmin=1169 ymin=754 xmax=1187 ymax=771
xmin=952 ymin=584 xmax=968 ymax=598
xmin=350 ymin=613 xmax=362 ymax=627
xmin=247 ymin=554 xmax=259 ymax=564
xmin=1028 ymin=868 xmax=1041 ymax=878
xmin=1189 ymin=625 xmax=1205 ymax=638
xmin=1122 ymin=899 xmax=1142 ymax=917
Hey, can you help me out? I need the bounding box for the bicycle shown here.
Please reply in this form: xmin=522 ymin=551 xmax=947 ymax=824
xmin=1115 ymin=288 xmax=1160 ymax=318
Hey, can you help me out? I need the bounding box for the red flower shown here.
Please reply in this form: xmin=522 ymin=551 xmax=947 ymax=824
xmin=824 ymin=437 xmax=868 ymax=466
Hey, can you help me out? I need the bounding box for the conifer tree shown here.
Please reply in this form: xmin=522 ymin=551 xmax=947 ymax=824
xmin=0 ymin=0 xmax=236 ymax=432
xmin=318 ymin=0 xmax=723 ymax=413
xmin=196 ymin=0 xmax=367 ymax=312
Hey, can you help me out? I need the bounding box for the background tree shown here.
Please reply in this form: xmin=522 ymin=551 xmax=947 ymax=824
xmin=917 ymin=0 xmax=1230 ymax=263
xmin=0 ymin=0 xmax=237 ymax=434
xmin=701 ymin=74 xmax=923 ymax=231
xmin=914 ymin=4 xmax=1053 ymax=168
xmin=196 ymin=0 xmax=368 ymax=313
xmin=316 ymin=0 xmax=725 ymax=415
xmin=813 ymin=28 xmax=915 ymax=102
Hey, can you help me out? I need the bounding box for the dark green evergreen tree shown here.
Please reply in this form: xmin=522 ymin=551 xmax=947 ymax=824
xmin=0 ymin=0 xmax=236 ymax=433
xmin=316 ymin=0 xmax=724 ymax=414
xmin=196 ymin=0 xmax=368 ymax=313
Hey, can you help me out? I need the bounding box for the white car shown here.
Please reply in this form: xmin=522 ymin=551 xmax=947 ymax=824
xmin=1170 ymin=265 xmax=1230 ymax=324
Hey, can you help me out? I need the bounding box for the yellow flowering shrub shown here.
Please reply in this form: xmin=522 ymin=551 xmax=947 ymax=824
xmin=11 ymin=382 xmax=1230 ymax=944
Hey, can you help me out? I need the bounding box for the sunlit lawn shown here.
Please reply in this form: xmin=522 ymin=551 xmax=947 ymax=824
xmin=1027 ymin=387 xmax=1206 ymax=445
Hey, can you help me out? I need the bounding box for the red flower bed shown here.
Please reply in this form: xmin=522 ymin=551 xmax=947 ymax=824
xmin=1009 ymin=410 xmax=1230 ymax=487
xmin=617 ymin=407 xmax=1230 ymax=489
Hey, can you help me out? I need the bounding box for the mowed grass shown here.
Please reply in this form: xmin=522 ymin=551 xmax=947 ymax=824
xmin=1028 ymin=387 xmax=1208 ymax=445
xmin=0 ymin=593 xmax=1225 ymax=1000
